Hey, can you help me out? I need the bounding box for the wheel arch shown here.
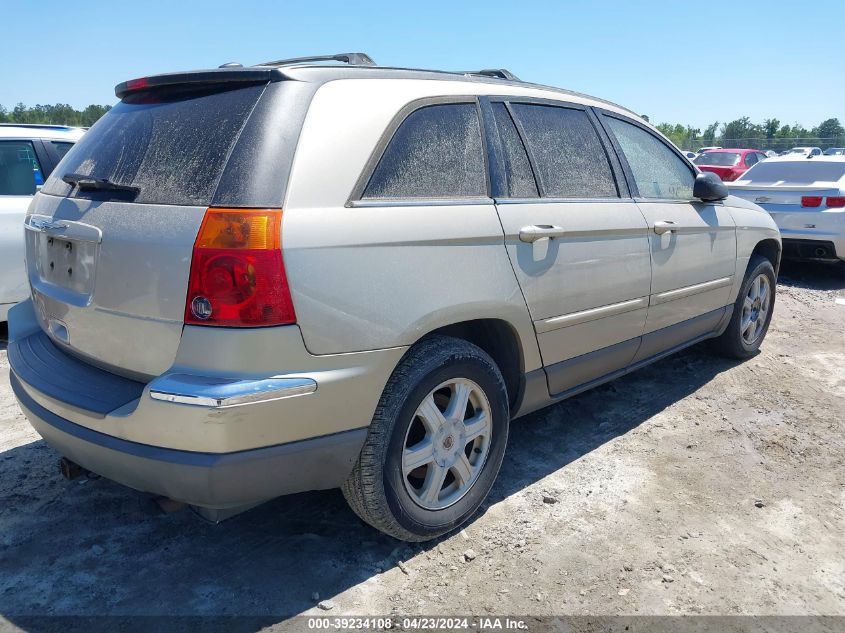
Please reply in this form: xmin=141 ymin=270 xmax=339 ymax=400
xmin=750 ymin=238 xmax=782 ymax=275
xmin=422 ymin=318 xmax=526 ymax=416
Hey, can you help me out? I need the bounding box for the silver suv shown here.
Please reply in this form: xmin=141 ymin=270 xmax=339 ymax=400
xmin=8 ymin=54 xmax=780 ymax=541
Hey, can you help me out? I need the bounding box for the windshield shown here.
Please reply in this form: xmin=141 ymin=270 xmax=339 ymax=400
xmin=42 ymin=83 xmax=265 ymax=206
xmin=694 ymin=152 xmax=740 ymax=167
xmin=738 ymin=161 xmax=845 ymax=185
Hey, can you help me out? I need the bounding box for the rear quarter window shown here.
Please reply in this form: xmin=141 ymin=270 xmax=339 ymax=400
xmin=42 ymin=84 xmax=265 ymax=206
xmin=362 ymin=103 xmax=487 ymax=199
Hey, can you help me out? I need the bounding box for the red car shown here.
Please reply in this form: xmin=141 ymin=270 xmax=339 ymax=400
xmin=693 ymin=148 xmax=769 ymax=182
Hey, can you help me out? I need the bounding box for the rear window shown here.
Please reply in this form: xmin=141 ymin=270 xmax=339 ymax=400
xmin=739 ymin=161 xmax=845 ymax=185
xmin=363 ymin=103 xmax=487 ymax=199
xmin=42 ymin=84 xmax=265 ymax=206
xmin=694 ymin=152 xmax=740 ymax=167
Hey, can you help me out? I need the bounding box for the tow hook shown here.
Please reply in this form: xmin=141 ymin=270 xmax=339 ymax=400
xmin=59 ymin=457 xmax=85 ymax=480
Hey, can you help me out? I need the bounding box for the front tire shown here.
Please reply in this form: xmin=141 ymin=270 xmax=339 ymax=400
xmin=342 ymin=335 xmax=509 ymax=541
xmin=712 ymin=255 xmax=776 ymax=359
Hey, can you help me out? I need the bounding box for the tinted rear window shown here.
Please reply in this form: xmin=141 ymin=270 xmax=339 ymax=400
xmin=42 ymin=84 xmax=264 ymax=205
xmin=363 ymin=103 xmax=487 ymax=199
xmin=510 ymin=104 xmax=618 ymax=198
xmin=739 ymin=161 xmax=845 ymax=185
xmin=694 ymin=152 xmax=740 ymax=166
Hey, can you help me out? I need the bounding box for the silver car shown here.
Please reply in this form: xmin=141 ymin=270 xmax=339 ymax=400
xmin=0 ymin=124 xmax=85 ymax=321
xmin=729 ymin=155 xmax=845 ymax=273
xmin=8 ymin=54 xmax=780 ymax=541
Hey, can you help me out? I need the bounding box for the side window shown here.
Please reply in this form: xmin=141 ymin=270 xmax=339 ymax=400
xmin=509 ymin=104 xmax=618 ymax=198
xmin=0 ymin=141 xmax=44 ymax=195
xmin=52 ymin=141 xmax=75 ymax=160
xmin=745 ymin=153 xmax=759 ymax=167
xmin=363 ymin=103 xmax=487 ymax=199
xmin=605 ymin=117 xmax=694 ymax=200
xmin=490 ymin=103 xmax=538 ymax=197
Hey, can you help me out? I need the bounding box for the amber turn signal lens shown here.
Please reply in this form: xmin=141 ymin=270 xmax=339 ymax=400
xmin=195 ymin=208 xmax=281 ymax=250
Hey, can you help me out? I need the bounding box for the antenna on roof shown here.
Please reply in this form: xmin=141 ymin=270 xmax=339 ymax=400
xmin=256 ymin=53 xmax=376 ymax=68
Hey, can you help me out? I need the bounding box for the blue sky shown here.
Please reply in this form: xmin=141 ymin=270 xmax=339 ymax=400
xmin=2 ymin=0 xmax=842 ymax=130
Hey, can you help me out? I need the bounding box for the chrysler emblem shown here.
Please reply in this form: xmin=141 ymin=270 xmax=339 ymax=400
xmin=755 ymin=196 xmax=771 ymax=203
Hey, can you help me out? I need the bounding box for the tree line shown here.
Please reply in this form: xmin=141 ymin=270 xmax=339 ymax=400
xmin=0 ymin=103 xmax=112 ymax=128
xmin=3 ymin=102 xmax=844 ymax=154
xmin=648 ymin=116 xmax=845 ymax=152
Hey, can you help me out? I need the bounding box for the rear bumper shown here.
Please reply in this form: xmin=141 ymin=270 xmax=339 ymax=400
xmin=765 ymin=209 xmax=845 ymax=262
xmin=7 ymin=299 xmax=406 ymax=508
xmin=11 ymin=372 xmax=366 ymax=508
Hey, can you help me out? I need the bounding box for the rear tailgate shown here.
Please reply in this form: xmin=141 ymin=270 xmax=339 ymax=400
xmin=24 ymin=74 xmax=308 ymax=379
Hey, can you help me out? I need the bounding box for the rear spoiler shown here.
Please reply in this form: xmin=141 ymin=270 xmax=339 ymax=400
xmin=115 ymin=68 xmax=286 ymax=99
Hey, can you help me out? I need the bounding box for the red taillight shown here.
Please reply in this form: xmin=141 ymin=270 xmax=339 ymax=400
xmin=124 ymin=77 xmax=149 ymax=92
xmin=185 ymin=208 xmax=296 ymax=327
xmin=826 ymin=196 xmax=845 ymax=208
xmin=801 ymin=196 xmax=823 ymax=208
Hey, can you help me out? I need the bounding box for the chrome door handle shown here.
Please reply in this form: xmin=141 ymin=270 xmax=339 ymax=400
xmin=653 ymin=220 xmax=677 ymax=235
xmin=518 ymin=225 xmax=566 ymax=243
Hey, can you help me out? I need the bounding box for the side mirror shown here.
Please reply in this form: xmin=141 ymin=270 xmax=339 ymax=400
xmin=693 ymin=171 xmax=729 ymax=201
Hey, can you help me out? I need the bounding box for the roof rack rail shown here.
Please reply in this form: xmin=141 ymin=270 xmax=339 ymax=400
xmin=256 ymin=53 xmax=376 ymax=68
xmin=463 ymin=68 xmax=520 ymax=81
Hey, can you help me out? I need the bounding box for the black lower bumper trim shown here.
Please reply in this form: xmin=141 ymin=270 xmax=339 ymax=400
xmin=11 ymin=372 xmax=367 ymax=508
xmin=782 ymin=238 xmax=839 ymax=261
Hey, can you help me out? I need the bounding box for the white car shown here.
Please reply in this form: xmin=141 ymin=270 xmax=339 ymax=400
xmin=729 ymin=155 xmax=845 ymax=273
xmin=0 ymin=124 xmax=85 ymax=320
xmin=787 ymin=146 xmax=823 ymax=157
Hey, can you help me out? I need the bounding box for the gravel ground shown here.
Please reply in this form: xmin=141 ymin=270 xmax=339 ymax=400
xmin=0 ymin=262 xmax=843 ymax=628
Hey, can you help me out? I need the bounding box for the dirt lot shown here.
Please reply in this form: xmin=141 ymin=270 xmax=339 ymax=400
xmin=1 ymin=262 xmax=843 ymax=628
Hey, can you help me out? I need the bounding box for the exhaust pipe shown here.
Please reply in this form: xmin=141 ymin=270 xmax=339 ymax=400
xmin=59 ymin=457 xmax=85 ymax=480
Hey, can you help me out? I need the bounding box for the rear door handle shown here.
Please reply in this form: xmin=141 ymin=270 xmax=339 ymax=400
xmin=653 ymin=220 xmax=677 ymax=235
xmin=518 ymin=225 xmax=566 ymax=243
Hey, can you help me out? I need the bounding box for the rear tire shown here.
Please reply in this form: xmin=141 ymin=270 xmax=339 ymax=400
xmin=342 ymin=335 xmax=509 ymax=541
xmin=711 ymin=255 xmax=776 ymax=359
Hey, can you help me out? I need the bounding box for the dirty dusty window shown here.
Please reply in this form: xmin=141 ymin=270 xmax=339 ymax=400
xmin=490 ymin=103 xmax=538 ymax=198
xmin=363 ymin=103 xmax=487 ymax=199
xmin=41 ymin=84 xmax=264 ymax=206
xmin=606 ymin=117 xmax=695 ymax=200
xmin=509 ymin=104 xmax=617 ymax=199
